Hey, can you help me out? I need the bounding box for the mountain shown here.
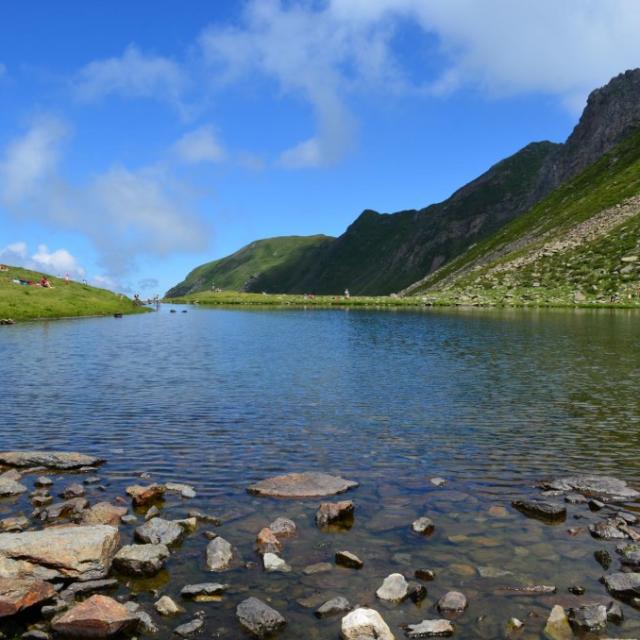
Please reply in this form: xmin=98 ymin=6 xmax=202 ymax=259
xmin=166 ymin=235 xmax=333 ymax=297
xmin=167 ymin=69 xmax=640 ymax=299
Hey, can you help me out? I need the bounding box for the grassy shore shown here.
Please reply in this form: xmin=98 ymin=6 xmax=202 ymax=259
xmin=166 ymin=289 xmax=640 ymax=309
xmin=0 ymin=266 xmax=148 ymax=322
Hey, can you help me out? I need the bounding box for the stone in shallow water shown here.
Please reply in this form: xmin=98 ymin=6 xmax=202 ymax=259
xmin=60 ymin=483 xmax=85 ymax=499
xmin=52 ymin=595 xmax=137 ymax=638
xmin=335 ymin=550 xmax=363 ymax=569
xmin=316 ymin=501 xmax=354 ymax=528
xmin=80 ymin=502 xmax=127 ymax=527
xmin=0 ymin=477 xmax=28 ymax=497
xmin=256 ymin=527 xmax=281 ymax=554
xmin=542 ymin=476 xmax=640 ymax=502
xmin=414 ymin=568 xmax=435 ymax=581
xmin=154 ymin=595 xmax=183 ymax=616
xmin=0 ymin=451 xmax=103 ymax=470
xmin=617 ymin=542 xmax=640 ymax=569
xmin=511 ymin=499 xmax=566 ymax=522
xmin=412 ymin=517 xmax=435 ymax=535
xmin=0 ymin=577 xmax=55 ymax=617
xmin=247 ymin=472 xmax=358 ymax=498
xmin=113 ymin=544 xmax=170 ymax=576
xmin=263 ymin=552 xmax=291 ymax=573
xmin=125 ymin=484 xmax=165 ymax=506
xmin=315 ymin=596 xmax=351 ymax=618
xmin=376 ymin=573 xmax=409 ymax=602
xmin=268 ymin=517 xmax=296 ymax=538
xmin=206 ymin=536 xmax=234 ymax=571
xmin=602 ymin=572 xmax=640 ymax=601
xmin=303 ymin=562 xmax=332 ymax=575
xmin=405 ymin=619 xmax=454 ymax=638
xmin=181 ymin=582 xmax=228 ymax=598
xmin=37 ymin=497 xmax=88 ymax=522
xmin=437 ymin=591 xmax=467 ymax=615
xmin=544 ymin=605 xmax=572 ymax=640
xmin=496 ymin=585 xmax=556 ymax=596
xmin=236 ymin=597 xmax=286 ymax=637
xmin=568 ymin=603 xmax=607 ymax=633
xmin=590 ymin=520 xmax=628 ymax=540
xmin=174 ymin=615 xmax=204 ymax=638
xmin=606 ymin=601 xmax=624 ymax=623
xmin=0 ymin=517 xmax=29 ymax=533
xmin=341 ymin=608 xmax=394 ymax=640
xmin=134 ymin=517 xmax=184 ymax=546
xmin=0 ymin=525 xmax=119 ymax=581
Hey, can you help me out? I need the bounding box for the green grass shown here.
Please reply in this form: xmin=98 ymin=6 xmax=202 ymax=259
xmin=0 ymin=266 xmax=148 ymax=321
xmin=166 ymin=235 xmax=334 ymax=297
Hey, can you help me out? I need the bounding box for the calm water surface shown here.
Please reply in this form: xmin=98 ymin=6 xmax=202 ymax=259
xmin=1 ymin=306 xmax=639 ymax=638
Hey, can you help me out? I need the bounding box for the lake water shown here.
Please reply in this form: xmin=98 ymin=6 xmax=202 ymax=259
xmin=1 ymin=306 xmax=639 ymax=638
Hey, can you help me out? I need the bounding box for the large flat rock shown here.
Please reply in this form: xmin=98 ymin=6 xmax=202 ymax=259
xmin=0 ymin=525 xmax=119 ymax=581
xmin=52 ymin=595 xmax=137 ymax=638
xmin=0 ymin=451 xmax=104 ymax=470
xmin=542 ymin=476 xmax=640 ymax=502
xmin=248 ymin=472 xmax=358 ymax=498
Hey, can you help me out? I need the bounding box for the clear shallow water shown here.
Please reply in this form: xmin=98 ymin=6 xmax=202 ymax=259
xmin=1 ymin=306 xmax=640 ymax=638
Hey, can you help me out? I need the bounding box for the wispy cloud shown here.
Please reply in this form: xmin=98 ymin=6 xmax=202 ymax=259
xmin=174 ymin=126 xmax=225 ymax=164
xmin=0 ymin=241 xmax=85 ymax=278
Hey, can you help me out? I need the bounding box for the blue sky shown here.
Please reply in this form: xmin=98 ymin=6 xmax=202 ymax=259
xmin=1 ymin=1 xmax=640 ymax=295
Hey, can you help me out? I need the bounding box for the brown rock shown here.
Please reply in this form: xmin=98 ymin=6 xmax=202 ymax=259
xmin=269 ymin=517 xmax=297 ymax=538
xmin=0 ymin=577 xmax=55 ymax=617
xmin=247 ymin=472 xmax=358 ymax=498
xmin=38 ymin=498 xmax=88 ymax=522
xmin=316 ymin=501 xmax=354 ymax=528
xmin=81 ymin=503 xmax=127 ymax=527
xmin=125 ymin=484 xmax=165 ymax=506
xmin=52 ymin=595 xmax=137 ymax=638
xmin=256 ymin=527 xmax=282 ymax=554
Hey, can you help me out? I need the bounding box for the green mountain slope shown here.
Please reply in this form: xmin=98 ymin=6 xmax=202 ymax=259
xmin=407 ymin=128 xmax=640 ymax=305
xmin=0 ymin=266 xmax=145 ymax=321
xmin=166 ymin=235 xmax=333 ymax=297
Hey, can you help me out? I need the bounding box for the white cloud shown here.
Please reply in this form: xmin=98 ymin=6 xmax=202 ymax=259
xmin=74 ymin=44 xmax=186 ymax=109
xmin=0 ymin=116 xmax=68 ymax=203
xmin=0 ymin=119 xmax=210 ymax=277
xmin=0 ymin=242 xmax=85 ymax=278
xmin=174 ymin=126 xmax=225 ymax=164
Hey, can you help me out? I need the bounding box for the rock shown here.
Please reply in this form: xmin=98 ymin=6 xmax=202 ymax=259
xmin=507 ymin=618 xmax=524 ymax=632
xmin=121 ymin=515 xmax=137 ymax=525
xmin=437 ymin=591 xmax=467 ymax=614
xmin=268 ymin=517 xmax=296 ymax=538
xmin=542 ymin=476 xmax=640 ymax=502
xmin=0 ymin=517 xmax=29 ymax=533
xmin=414 ymin=568 xmax=435 ymax=581
xmin=335 ymin=550 xmax=363 ymax=569
xmin=125 ymin=484 xmax=165 ymax=506
xmin=496 ymin=585 xmax=557 ymax=596
xmin=602 ymin=572 xmax=640 ymax=601
xmin=135 ymin=517 xmax=184 ymax=546
xmin=236 ymin=597 xmax=286 ymax=637
xmin=83 ymin=477 xmax=101 ymax=485
xmin=187 ymin=510 xmax=221 ymax=526
xmin=0 ymin=578 xmax=56 ymax=617
xmin=568 ymin=603 xmax=607 ymax=633
xmin=376 ymin=573 xmax=409 ymax=602
xmin=407 ymin=582 xmax=427 ymax=603
xmin=589 ymin=499 xmax=605 ymax=511
xmin=0 ymin=451 xmax=103 ymax=470
xmin=430 ymin=477 xmax=447 ymax=487
xmin=256 ymin=527 xmax=281 ymax=554
xmin=405 ymin=619 xmax=454 ymax=638
xmin=595 ymin=549 xmax=612 ymax=569
xmin=412 ymin=517 xmax=435 ymax=535
xmin=617 ymin=511 xmax=639 ymax=525
xmin=59 ymin=579 xmax=118 ymax=601
xmin=315 ymin=501 xmax=354 ymax=528
xmin=544 ymin=605 xmax=573 ymax=640
xmin=52 ymin=595 xmax=137 ymax=638
xmin=60 ymin=484 xmax=85 ymax=499
xmin=80 ymin=503 xmax=127 ymax=527
xmin=0 ymin=525 xmax=119 ymax=581
xmin=606 ymin=601 xmax=624 ymax=623
xmin=180 ymin=583 xmax=228 ymax=599
xmin=303 ymin=562 xmax=332 ymax=575
xmin=340 ymin=608 xmax=394 ymax=640
xmin=175 ymin=517 xmax=197 ymax=533
xmin=31 ymin=495 xmax=52 ymax=508
xmin=165 ymin=482 xmax=196 ymax=498
xmin=590 ymin=520 xmax=628 ymax=540
xmin=154 ymin=595 xmax=183 ymax=616
xmin=22 ymin=631 xmax=50 ymax=640
xmin=568 ymin=586 xmax=585 ymax=595
xmin=565 ymin=493 xmax=588 ymax=504
xmin=478 ymin=566 xmax=512 ymax=578
xmin=206 ymin=537 xmax=234 ymax=571
xmin=0 ymin=477 xmax=28 ymax=497
xmin=315 ymin=597 xmax=352 ymax=618
xmin=124 ymin=602 xmax=158 ymax=634
xmin=512 ymin=499 xmax=566 ymax=522
xmin=488 ymin=505 xmax=508 ymax=517
xmin=247 ymin=472 xmax=358 ymax=498
xmin=145 ymin=506 xmax=160 ymax=521
xmin=174 ymin=616 xmax=204 ymax=638
xmin=38 ymin=498 xmax=88 ymax=522
xmin=263 ymin=552 xmax=291 ymax=573
xmin=618 ymin=543 xmax=640 ymax=569
xmin=113 ymin=544 xmax=169 ymax=576
xmin=35 ymin=477 xmax=52 ymax=488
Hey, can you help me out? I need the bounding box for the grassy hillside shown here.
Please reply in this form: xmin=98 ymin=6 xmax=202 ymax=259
xmin=166 ymin=235 xmax=333 ymax=297
xmin=0 ymin=266 xmax=146 ymax=321
xmin=408 ymin=128 xmax=640 ymax=306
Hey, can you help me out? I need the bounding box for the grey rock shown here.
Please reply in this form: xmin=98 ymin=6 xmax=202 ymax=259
xmin=247 ymin=472 xmax=358 ymax=498
xmin=0 ymin=517 xmax=29 ymax=533
xmin=154 ymin=596 xmax=183 ymax=616
xmin=34 ymin=477 xmax=52 ymax=488
xmin=303 ymin=562 xmax=332 ymax=575
xmin=113 ymin=544 xmax=170 ymax=576
xmin=340 ymin=608 xmax=394 ymax=640
xmin=60 ymin=483 xmax=85 ymax=499
xmin=269 ymin=517 xmax=296 ymax=538
xmin=618 ymin=543 xmax=640 ymax=570
xmin=590 ymin=520 xmax=628 ymax=540
xmin=315 ymin=597 xmax=351 ymax=618
xmin=335 ymin=550 xmax=363 ymax=569
xmin=124 ymin=602 xmax=159 ymax=634
xmin=121 ymin=515 xmax=138 ymax=525
xmin=376 ymin=573 xmax=409 ymax=602
xmin=412 ymin=517 xmax=435 ymax=535
xmin=236 ymin=597 xmax=286 ymax=637
xmin=135 ymin=518 xmax=184 ymax=546
xmin=0 ymin=451 xmax=103 ymax=470
xmin=568 ymin=603 xmax=607 ymax=633
xmin=315 ymin=501 xmax=354 ymax=528
xmin=165 ymin=483 xmax=197 ymax=499
xmin=607 ymin=601 xmax=624 ymax=624
xmin=180 ymin=583 xmax=228 ymax=598
xmin=206 ymin=536 xmax=234 ymax=571
xmin=430 ymin=477 xmax=447 ymax=487
xmin=589 ymin=499 xmax=605 ymax=511
xmin=21 ymin=631 xmax=50 ymax=640
xmin=437 ymin=591 xmax=467 ymax=614
xmin=174 ymin=616 xmax=204 ymax=637
xmin=405 ymin=619 xmax=454 ymax=638
xmin=595 ymin=549 xmax=612 ymax=569
xmin=59 ymin=579 xmax=118 ymax=601
xmin=0 ymin=478 xmax=28 ymax=497
xmin=407 ymin=582 xmax=427 ymax=603
xmin=263 ymin=552 xmax=291 ymax=573
xmin=37 ymin=498 xmax=88 ymax=522
xmin=542 ymin=475 xmax=640 ymax=502
xmin=512 ymin=499 xmax=566 ymax=522
xmin=602 ymin=572 xmax=640 ymax=601
xmin=145 ymin=506 xmax=160 ymax=521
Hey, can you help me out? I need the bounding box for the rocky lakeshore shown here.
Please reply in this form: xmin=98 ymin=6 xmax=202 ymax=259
xmin=0 ymin=453 xmax=640 ymax=639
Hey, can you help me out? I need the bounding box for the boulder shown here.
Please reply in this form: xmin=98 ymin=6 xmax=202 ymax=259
xmin=412 ymin=517 xmax=435 ymax=535
xmin=0 ymin=451 xmax=103 ymax=470
xmin=206 ymin=536 xmax=234 ymax=571
xmin=541 ymin=476 xmax=640 ymax=502
xmin=134 ymin=517 xmax=184 ymax=546
xmin=236 ymin=597 xmax=286 ymax=637
xmin=543 ymin=605 xmax=572 ymax=640
xmin=268 ymin=517 xmax=296 ymax=538
xmin=125 ymin=484 xmax=165 ymax=506
xmin=602 ymin=572 xmax=640 ymax=601
xmin=0 ymin=577 xmax=55 ymax=617
xmin=376 ymin=573 xmax=410 ymax=602
xmin=52 ymin=595 xmax=137 ymax=638
xmin=247 ymin=472 xmax=358 ymax=498
xmin=315 ymin=597 xmax=351 ymax=618
xmin=335 ymin=550 xmax=363 ymax=569
xmin=316 ymin=501 xmax=354 ymax=528
xmin=0 ymin=525 xmax=119 ymax=581
xmin=512 ymin=500 xmax=566 ymax=522
xmin=568 ymin=604 xmax=607 ymax=633
xmin=341 ymin=608 xmax=395 ymax=640
xmin=113 ymin=544 xmax=170 ymax=576
xmin=437 ymin=591 xmax=467 ymax=615
xmin=80 ymin=503 xmax=127 ymax=527
xmin=405 ymin=619 xmax=454 ymax=638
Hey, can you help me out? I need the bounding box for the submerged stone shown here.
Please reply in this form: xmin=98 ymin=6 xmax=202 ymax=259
xmin=315 ymin=596 xmax=351 ymax=618
xmin=335 ymin=550 xmax=363 ymax=569
xmin=602 ymin=572 xmax=640 ymax=601
xmin=316 ymin=501 xmax=354 ymax=528
xmin=236 ymin=597 xmax=286 ymax=637
xmin=542 ymin=476 xmax=640 ymax=502
xmin=437 ymin=591 xmax=467 ymax=615
xmin=248 ymin=472 xmax=358 ymax=498
xmin=543 ymin=605 xmax=572 ymax=640
xmin=0 ymin=451 xmax=103 ymax=470
xmin=512 ymin=499 xmax=566 ymax=522
xmin=568 ymin=603 xmax=607 ymax=633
